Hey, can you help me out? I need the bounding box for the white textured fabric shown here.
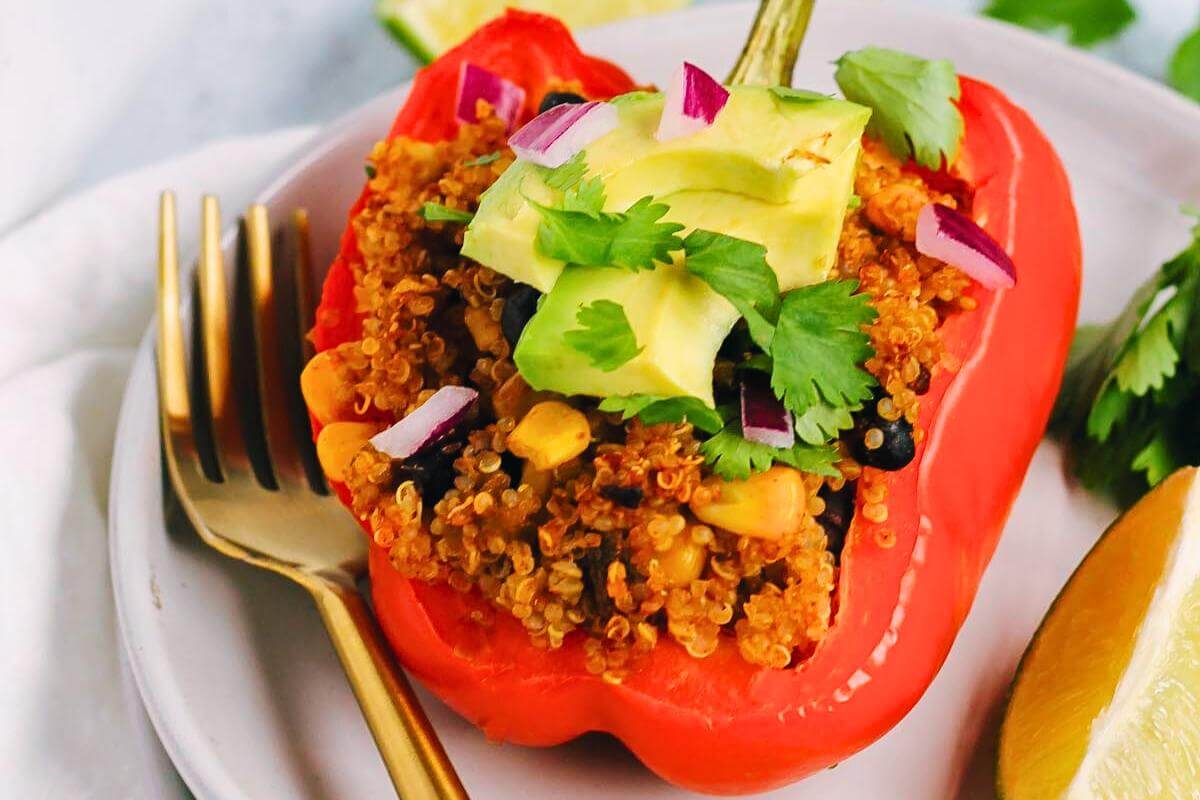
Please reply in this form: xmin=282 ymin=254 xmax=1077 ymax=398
xmin=0 ymin=128 xmax=313 ymax=799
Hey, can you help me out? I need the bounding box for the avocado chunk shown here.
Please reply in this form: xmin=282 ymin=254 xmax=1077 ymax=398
xmin=462 ymin=86 xmax=870 ymax=292
xmin=514 ymin=263 xmax=739 ymax=406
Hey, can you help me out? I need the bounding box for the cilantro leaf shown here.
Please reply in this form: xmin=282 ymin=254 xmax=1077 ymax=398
xmin=563 ymin=176 xmax=606 ymax=215
xmin=419 ymin=202 xmax=473 ymax=223
xmin=1169 ymin=27 xmax=1200 ymax=103
xmin=682 ymin=230 xmax=781 ymax=350
xmin=984 ymin=0 xmax=1135 ymax=48
xmin=543 ymin=151 xmax=587 ymax=190
xmin=533 ymin=196 xmax=684 ymax=271
xmin=464 ymin=151 xmax=501 ymax=167
xmin=769 ymin=280 xmax=878 ymax=416
xmin=564 ymin=300 xmax=643 ymax=371
xmin=770 ymin=88 xmax=832 ymax=104
xmin=598 ymin=395 xmax=727 ymax=434
xmin=793 ymin=402 xmax=858 ymax=446
xmin=1053 ymin=214 xmax=1200 ymax=507
xmin=700 ymin=421 xmax=839 ymax=481
xmin=364 ymin=164 xmax=377 ymax=179
xmin=834 ymin=47 xmax=963 ymax=169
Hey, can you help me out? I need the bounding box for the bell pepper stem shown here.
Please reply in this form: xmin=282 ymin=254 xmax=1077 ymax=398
xmin=726 ymin=0 xmax=815 ymax=87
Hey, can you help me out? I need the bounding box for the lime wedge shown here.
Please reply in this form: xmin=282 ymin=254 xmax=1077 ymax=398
xmin=999 ymin=466 xmax=1200 ymax=799
xmin=377 ymin=0 xmax=693 ymax=62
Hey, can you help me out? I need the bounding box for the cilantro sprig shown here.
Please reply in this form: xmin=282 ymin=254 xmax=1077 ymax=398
xmin=533 ymin=196 xmax=684 ymax=271
xmin=701 ymin=421 xmax=840 ymax=481
xmin=682 ymin=231 xmax=781 ymax=350
xmin=599 ymin=395 xmax=727 ymax=434
xmin=419 ymin=202 xmax=473 ymax=223
xmin=834 ymin=47 xmax=963 ymax=170
xmin=1053 ymin=213 xmax=1200 ymax=505
xmin=564 ymin=300 xmax=643 ymax=371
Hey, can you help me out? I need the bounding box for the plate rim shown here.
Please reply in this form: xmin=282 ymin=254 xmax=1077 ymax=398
xmin=109 ymin=2 xmax=1200 ymax=798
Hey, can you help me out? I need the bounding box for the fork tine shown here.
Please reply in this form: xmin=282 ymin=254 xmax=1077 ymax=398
xmin=244 ymin=204 xmax=310 ymax=492
xmin=197 ymin=196 xmax=255 ymax=483
xmin=157 ymin=191 xmax=200 ymax=481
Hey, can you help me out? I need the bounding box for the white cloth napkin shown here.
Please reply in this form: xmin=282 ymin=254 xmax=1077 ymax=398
xmin=0 ymin=127 xmax=314 ymax=799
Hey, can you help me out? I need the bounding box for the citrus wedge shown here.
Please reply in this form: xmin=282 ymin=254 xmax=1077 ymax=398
xmin=377 ymin=0 xmax=693 ymax=62
xmin=1000 ymin=466 xmax=1200 ymax=799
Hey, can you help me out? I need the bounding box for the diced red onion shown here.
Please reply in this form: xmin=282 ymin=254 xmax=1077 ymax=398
xmin=509 ymin=100 xmax=618 ymax=168
xmin=455 ymin=63 xmax=526 ymax=132
xmin=916 ymin=203 xmax=1016 ymax=289
xmin=370 ymin=386 xmax=478 ymax=459
xmin=656 ymin=61 xmax=730 ymax=142
xmin=741 ymin=377 xmax=794 ymax=449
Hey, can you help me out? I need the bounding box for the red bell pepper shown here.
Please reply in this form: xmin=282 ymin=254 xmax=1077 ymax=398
xmin=310 ymin=10 xmax=1081 ymax=795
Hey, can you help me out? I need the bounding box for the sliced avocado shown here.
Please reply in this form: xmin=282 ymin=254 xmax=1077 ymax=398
xmin=514 ymin=263 xmax=739 ymax=405
xmin=462 ymin=86 xmax=870 ymax=292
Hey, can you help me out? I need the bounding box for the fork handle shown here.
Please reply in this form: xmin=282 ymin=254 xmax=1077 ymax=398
xmin=307 ymin=577 xmax=469 ymax=799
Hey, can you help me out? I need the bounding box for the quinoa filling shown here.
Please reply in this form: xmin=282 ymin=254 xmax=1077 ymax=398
xmin=318 ymin=106 xmax=975 ymax=676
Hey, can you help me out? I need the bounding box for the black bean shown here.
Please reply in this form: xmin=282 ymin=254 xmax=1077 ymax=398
xmin=538 ymin=91 xmax=587 ymax=114
xmin=600 ymin=484 xmax=644 ymax=508
xmin=500 ymin=450 xmax=524 ymax=487
xmin=395 ymin=439 xmax=464 ymax=503
xmin=848 ymin=406 xmax=915 ymax=472
xmin=500 ymin=284 xmax=541 ymax=348
xmin=816 ymin=480 xmax=857 ymax=560
xmin=911 ymin=365 xmax=932 ymax=395
xmin=581 ymin=533 xmax=618 ymax=621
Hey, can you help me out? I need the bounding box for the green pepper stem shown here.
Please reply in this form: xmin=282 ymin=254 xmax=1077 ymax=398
xmin=726 ymin=0 xmax=815 ymax=87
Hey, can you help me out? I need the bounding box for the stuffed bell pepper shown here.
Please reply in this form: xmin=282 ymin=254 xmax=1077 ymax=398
xmin=302 ymin=4 xmax=1080 ymax=794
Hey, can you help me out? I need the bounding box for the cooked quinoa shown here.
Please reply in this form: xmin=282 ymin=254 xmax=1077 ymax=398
xmin=319 ymin=105 xmax=974 ymax=677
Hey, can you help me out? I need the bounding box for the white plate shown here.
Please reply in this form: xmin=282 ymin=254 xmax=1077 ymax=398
xmin=110 ymin=2 xmax=1200 ymax=798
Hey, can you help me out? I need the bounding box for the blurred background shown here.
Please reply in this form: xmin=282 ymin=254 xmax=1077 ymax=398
xmin=1 ymin=0 xmax=1195 ymax=234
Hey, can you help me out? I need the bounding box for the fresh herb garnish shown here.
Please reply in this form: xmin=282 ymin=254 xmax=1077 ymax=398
xmin=598 ymin=395 xmax=727 ymax=434
xmin=364 ymin=164 xmax=377 ymax=179
xmin=564 ymin=299 xmax=643 ymax=371
xmin=701 ymin=420 xmax=840 ymax=481
xmin=769 ymin=280 xmax=878 ymax=417
xmin=1169 ymin=27 xmax=1200 ymax=102
xmin=769 ymin=87 xmax=832 ymax=104
xmin=464 ymin=151 xmax=502 ymax=167
xmin=848 ymin=194 xmax=863 ymax=210
xmin=682 ymin=231 xmax=781 ymax=350
xmin=1053 ymin=213 xmax=1200 ymax=505
xmin=533 ymin=196 xmax=684 ymax=271
xmin=984 ymin=0 xmax=1135 ymax=48
xmin=834 ymin=47 xmax=963 ymax=170
xmin=562 ymin=176 xmax=606 ymax=214
xmin=793 ymin=402 xmax=859 ymax=446
xmin=543 ymin=151 xmax=588 ymax=190
xmin=419 ymin=202 xmax=473 ymax=223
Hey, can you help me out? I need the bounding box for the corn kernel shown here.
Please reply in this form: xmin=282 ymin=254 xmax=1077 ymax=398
xmin=689 ymin=466 xmax=806 ymax=540
xmin=507 ymin=401 xmax=590 ymax=471
xmin=316 ymin=421 xmax=381 ymax=482
xmin=659 ymin=534 xmax=706 ymax=587
xmin=300 ymin=351 xmax=341 ymax=425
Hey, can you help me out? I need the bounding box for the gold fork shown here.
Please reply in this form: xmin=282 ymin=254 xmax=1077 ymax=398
xmin=156 ymin=191 xmax=468 ymax=799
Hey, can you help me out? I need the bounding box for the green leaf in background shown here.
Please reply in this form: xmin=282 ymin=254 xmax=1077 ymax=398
xmin=984 ymin=0 xmax=1136 ymax=48
xmin=1169 ymin=27 xmax=1200 ymax=102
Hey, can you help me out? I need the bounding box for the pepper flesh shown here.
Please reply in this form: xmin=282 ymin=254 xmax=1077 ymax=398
xmin=309 ymin=11 xmax=1081 ymax=795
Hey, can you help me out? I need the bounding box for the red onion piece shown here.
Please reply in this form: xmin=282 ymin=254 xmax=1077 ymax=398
xmin=656 ymin=61 xmax=730 ymax=142
xmin=916 ymin=202 xmax=1016 ymax=289
xmin=740 ymin=377 xmax=794 ymax=450
xmin=370 ymin=386 xmax=478 ymax=459
xmin=509 ymin=100 xmax=618 ymax=168
xmin=455 ymin=63 xmax=526 ymax=132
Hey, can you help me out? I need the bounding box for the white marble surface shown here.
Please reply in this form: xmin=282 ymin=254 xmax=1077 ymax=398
xmin=0 ymin=0 xmax=1193 ymax=233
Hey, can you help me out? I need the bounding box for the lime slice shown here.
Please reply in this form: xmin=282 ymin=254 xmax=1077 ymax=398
xmin=377 ymin=0 xmax=693 ymax=62
xmin=999 ymin=466 xmax=1200 ymax=799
